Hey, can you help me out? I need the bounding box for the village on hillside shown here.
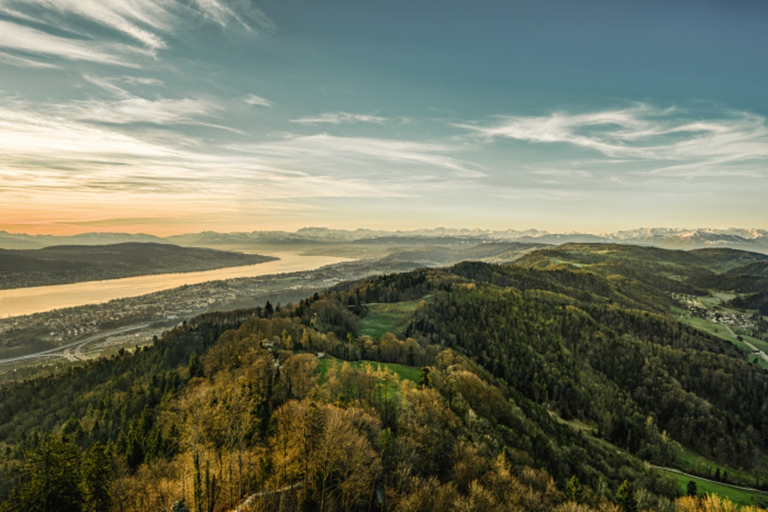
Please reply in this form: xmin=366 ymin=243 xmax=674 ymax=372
xmin=672 ymin=293 xmax=756 ymax=331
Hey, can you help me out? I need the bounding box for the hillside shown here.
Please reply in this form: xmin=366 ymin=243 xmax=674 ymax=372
xmin=0 ymin=243 xmax=277 ymax=289
xmin=1 ymin=244 xmax=768 ymax=511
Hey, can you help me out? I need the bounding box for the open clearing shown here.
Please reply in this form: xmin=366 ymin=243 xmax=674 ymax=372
xmin=317 ymin=357 xmax=421 ymax=384
xmin=360 ymin=297 xmax=432 ymax=339
xmin=658 ymin=468 xmax=768 ymax=507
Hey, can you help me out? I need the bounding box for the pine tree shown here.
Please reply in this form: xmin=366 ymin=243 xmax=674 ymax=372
xmin=566 ymin=475 xmax=584 ymax=503
xmin=14 ymin=435 xmax=83 ymax=512
xmin=615 ymin=480 xmax=637 ymax=512
xmin=81 ymin=442 xmax=112 ymax=512
xmin=686 ymin=480 xmax=698 ymax=498
xmin=188 ymin=352 xmax=201 ymax=378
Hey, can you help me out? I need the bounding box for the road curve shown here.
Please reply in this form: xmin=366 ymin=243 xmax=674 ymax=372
xmin=653 ymin=466 xmax=768 ymax=494
xmin=0 ymin=323 xmax=150 ymax=365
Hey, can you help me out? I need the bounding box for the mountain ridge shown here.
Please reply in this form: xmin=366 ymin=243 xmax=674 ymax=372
xmin=3 ymin=227 xmax=768 ymax=253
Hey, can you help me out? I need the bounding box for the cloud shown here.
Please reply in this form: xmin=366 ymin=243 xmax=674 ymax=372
xmin=76 ymin=76 xmax=224 ymax=127
xmin=244 ymin=94 xmax=273 ymax=107
xmin=121 ymin=76 xmax=164 ymax=87
xmin=0 ymin=50 xmax=59 ymax=68
xmin=192 ymin=0 xmax=274 ymax=31
xmin=229 ymin=133 xmax=484 ymax=179
xmin=291 ymin=112 xmax=388 ymax=125
xmin=64 ymin=98 xmax=222 ymax=125
xmin=3 ymin=0 xmax=174 ymax=49
xmin=0 ymin=18 xmax=146 ymax=66
xmin=459 ymin=105 xmax=768 ymax=178
xmin=0 ymin=0 xmax=274 ymax=67
xmin=0 ymin=94 xmax=482 ymax=224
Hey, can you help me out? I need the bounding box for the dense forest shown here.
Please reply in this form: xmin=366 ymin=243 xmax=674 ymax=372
xmin=1 ymin=244 xmax=768 ymax=511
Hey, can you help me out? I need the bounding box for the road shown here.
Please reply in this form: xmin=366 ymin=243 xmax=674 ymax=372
xmin=740 ymin=338 xmax=768 ymax=365
xmin=653 ymin=466 xmax=768 ymax=494
xmin=722 ymin=323 xmax=768 ymax=365
xmin=0 ymin=323 xmax=150 ymax=365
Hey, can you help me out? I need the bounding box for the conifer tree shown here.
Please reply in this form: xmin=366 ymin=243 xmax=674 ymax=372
xmin=566 ymin=475 xmax=584 ymax=503
xmin=14 ymin=435 xmax=82 ymax=512
xmin=81 ymin=442 xmax=112 ymax=512
xmin=615 ymin=480 xmax=637 ymax=512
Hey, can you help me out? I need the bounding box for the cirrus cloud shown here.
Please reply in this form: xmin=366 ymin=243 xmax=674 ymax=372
xmin=458 ymin=105 xmax=768 ymax=178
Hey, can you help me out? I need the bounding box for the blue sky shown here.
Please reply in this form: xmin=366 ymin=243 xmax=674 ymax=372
xmin=1 ymin=0 xmax=767 ymax=234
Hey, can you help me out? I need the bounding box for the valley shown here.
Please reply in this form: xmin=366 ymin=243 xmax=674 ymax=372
xmin=3 ymin=242 xmax=768 ymax=511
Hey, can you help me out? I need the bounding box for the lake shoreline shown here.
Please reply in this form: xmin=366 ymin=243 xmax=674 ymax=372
xmin=0 ymin=252 xmax=353 ymax=318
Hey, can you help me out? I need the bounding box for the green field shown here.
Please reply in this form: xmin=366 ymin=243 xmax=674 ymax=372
xmin=553 ymin=407 xmax=768 ymax=506
xmin=700 ymin=292 xmax=738 ymax=309
xmin=674 ymin=445 xmax=768 ymax=490
xmin=360 ymin=298 xmax=431 ymax=339
xmin=317 ymin=357 xmax=421 ymax=384
xmin=658 ymin=468 xmax=768 ymax=507
xmin=676 ymin=313 xmax=768 ymax=370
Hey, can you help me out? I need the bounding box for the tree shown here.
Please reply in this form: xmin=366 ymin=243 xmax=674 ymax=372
xmin=566 ymin=475 xmax=584 ymax=503
xmin=615 ymin=480 xmax=637 ymax=512
xmin=189 ymin=352 xmax=202 ymax=378
xmin=80 ymin=442 xmax=112 ymax=512
xmin=419 ymin=367 xmax=433 ymax=389
xmin=686 ymin=480 xmax=698 ymax=498
xmin=11 ymin=435 xmax=82 ymax=512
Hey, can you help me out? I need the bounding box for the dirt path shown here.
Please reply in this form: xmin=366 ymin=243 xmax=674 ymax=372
xmin=232 ymin=482 xmax=303 ymax=511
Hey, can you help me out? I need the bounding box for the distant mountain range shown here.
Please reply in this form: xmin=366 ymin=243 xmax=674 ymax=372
xmin=2 ymin=227 xmax=768 ymax=254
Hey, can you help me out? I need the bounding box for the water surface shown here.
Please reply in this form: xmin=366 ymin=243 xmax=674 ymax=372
xmin=0 ymin=252 xmax=351 ymax=318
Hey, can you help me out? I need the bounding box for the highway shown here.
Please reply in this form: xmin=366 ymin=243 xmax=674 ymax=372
xmin=0 ymin=323 xmax=150 ymax=365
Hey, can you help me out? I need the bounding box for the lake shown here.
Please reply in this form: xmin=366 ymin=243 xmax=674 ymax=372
xmin=0 ymin=252 xmax=352 ymax=318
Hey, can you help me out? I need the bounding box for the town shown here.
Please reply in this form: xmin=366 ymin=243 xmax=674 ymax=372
xmin=0 ymin=257 xmax=417 ymax=379
xmin=672 ymin=292 xmax=756 ymax=331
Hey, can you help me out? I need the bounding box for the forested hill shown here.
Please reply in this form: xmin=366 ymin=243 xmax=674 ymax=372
xmin=0 ymin=243 xmax=276 ymax=289
xmin=1 ymin=244 xmax=768 ymax=511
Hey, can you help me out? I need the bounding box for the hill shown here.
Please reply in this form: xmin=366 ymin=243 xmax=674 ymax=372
xmin=0 ymin=243 xmax=277 ymax=289
xmin=1 ymin=244 xmax=768 ymax=511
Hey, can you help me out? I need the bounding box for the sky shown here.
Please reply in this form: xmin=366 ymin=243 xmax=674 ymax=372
xmin=1 ymin=0 xmax=767 ymax=235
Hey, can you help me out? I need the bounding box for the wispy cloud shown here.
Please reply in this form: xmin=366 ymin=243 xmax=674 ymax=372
xmin=0 ymin=93 xmax=482 ymax=230
xmin=0 ymin=50 xmax=59 ymax=68
xmin=121 ymin=76 xmax=164 ymax=87
xmin=459 ymin=105 xmax=768 ymax=178
xmin=291 ymin=112 xmax=388 ymax=125
xmin=75 ymin=76 xmax=223 ymax=127
xmin=0 ymin=0 xmax=273 ymax=67
xmin=243 ymin=94 xmax=273 ymax=107
xmin=64 ymin=98 xmax=222 ymax=125
xmin=229 ymin=133 xmax=484 ymax=179
xmin=0 ymin=18 xmax=147 ymax=66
